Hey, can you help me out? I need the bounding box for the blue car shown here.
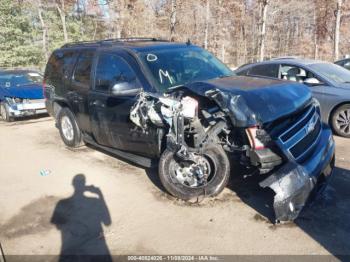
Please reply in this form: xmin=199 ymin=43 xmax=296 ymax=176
xmin=0 ymin=70 xmax=47 ymax=122
xmin=235 ymin=58 xmax=350 ymax=138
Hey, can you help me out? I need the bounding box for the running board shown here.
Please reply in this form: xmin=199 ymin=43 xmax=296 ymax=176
xmin=83 ymin=134 xmax=155 ymax=168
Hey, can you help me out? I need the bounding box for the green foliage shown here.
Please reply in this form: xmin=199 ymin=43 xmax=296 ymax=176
xmin=0 ymin=0 xmax=42 ymax=68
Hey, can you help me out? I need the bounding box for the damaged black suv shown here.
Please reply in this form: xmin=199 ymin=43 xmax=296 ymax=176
xmin=44 ymin=38 xmax=335 ymax=221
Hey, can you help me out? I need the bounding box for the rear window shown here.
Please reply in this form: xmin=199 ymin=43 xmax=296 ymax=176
xmin=44 ymin=51 xmax=78 ymax=90
xmin=248 ymin=64 xmax=279 ymax=78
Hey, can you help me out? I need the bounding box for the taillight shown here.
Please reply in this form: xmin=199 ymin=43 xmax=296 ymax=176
xmin=246 ymin=126 xmax=266 ymax=150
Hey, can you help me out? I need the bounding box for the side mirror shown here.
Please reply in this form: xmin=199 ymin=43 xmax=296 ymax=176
xmin=303 ymin=78 xmax=323 ymax=86
xmin=110 ymin=82 xmax=142 ymax=96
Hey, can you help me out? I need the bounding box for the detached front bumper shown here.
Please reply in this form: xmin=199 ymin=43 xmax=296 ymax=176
xmin=259 ymin=126 xmax=335 ymax=222
xmin=7 ymin=99 xmax=47 ymax=117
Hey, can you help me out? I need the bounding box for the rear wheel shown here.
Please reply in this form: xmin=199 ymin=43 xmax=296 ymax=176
xmin=0 ymin=102 xmax=13 ymax=122
xmin=331 ymin=104 xmax=350 ymax=138
xmin=158 ymin=144 xmax=230 ymax=201
xmin=58 ymin=107 xmax=83 ymax=147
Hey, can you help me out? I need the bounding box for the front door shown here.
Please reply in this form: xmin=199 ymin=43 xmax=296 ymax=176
xmin=89 ymin=52 xmax=159 ymax=157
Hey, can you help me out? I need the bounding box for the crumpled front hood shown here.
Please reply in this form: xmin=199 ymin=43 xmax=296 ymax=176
xmin=184 ymin=76 xmax=312 ymax=126
xmin=0 ymin=83 xmax=44 ymax=100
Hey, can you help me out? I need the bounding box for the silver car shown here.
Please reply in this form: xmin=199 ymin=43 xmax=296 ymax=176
xmin=235 ymin=58 xmax=350 ymax=138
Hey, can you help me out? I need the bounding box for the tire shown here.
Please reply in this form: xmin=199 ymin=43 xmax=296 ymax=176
xmin=331 ymin=104 xmax=350 ymax=138
xmin=57 ymin=107 xmax=83 ymax=147
xmin=158 ymin=144 xmax=230 ymax=201
xmin=0 ymin=102 xmax=13 ymax=122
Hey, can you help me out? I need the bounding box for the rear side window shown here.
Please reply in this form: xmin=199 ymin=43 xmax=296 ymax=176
xmin=248 ymin=64 xmax=279 ymax=78
xmin=45 ymin=51 xmax=78 ymax=90
xmin=236 ymin=68 xmax=249 ymax=76
xmin=73 ymin=52 xmax=94 ymax=85
xmin=95 ymin=54 xmax=138 ymax=92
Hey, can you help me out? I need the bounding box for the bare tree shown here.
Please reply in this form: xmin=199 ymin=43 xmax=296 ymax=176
xmin=38 ymin=1 xmax=49 ymax=61
xmin=170 ymin=0 xmax=177 ymax=41
xmin=334 ymin=0 xmax=343 ymax=60
xmin=258 ymin=0 xmax=269 ymax=61
xmin=204 ymin=0 xmax=210 ymax=49
xmin=55 ymin=0 xmax=68 ymax=43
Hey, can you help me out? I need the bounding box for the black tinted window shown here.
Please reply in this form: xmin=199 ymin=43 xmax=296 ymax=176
xmin=45 ymin=51 xmax=77 ymax=90
xmin=95 ymin=54 xmax=138 ymax=92
xmin=74 ymin=52 xmax=94 ymax=85
xmin=249 ymin=64 xmax=279 ymax=78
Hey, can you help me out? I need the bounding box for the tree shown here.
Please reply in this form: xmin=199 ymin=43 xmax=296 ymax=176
xmin=0 ymin=0 xmax=41 ymax=67
xmin=334 ymin=0 xmax=343 ymax=60
xmin=258 ymin=0 xmax=269 ymax=61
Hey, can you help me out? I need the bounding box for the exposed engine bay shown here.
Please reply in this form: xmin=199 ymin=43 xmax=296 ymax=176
xmin=129 ymin=89 xmax=323 ymax=222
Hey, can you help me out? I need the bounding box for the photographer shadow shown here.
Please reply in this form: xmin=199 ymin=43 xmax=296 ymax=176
xmin=51 ymin=174 xmax=112 ymax=262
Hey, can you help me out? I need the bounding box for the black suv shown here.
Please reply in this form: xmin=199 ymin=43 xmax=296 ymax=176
xmin=44 ymin=38 xmax=335 ymax=222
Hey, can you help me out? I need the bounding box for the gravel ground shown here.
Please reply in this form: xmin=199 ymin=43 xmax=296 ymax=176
xmin=0 ymin=116 xmax=349 ymax=260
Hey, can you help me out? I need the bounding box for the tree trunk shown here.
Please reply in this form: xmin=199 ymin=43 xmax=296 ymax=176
xmin=38 ymin=2 xmax=49 ymax=61
xmin=334 ymin=0 xmax=343 ymax=60
xmin=204 ymin=0 xmax=210 ymax=49
xmin=56 ymin=0 xmax=68 ymax=43
xmin=170 ymin=0 xmax=177 ymax=41
xmin=258 ymin=0 xmax=269 ymax=62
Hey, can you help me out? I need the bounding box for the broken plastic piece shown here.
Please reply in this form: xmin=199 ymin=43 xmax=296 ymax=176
xmin=259 ymin=162 xmax=315 ymax=221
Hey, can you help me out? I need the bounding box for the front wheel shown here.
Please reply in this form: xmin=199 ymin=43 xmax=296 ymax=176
xmin=158 ymin=145 xmax=230 ymax=201
xmin=0 ymin=102 xmax=13 ymax=122
xmin=331 ymin=104 xmax=350 ymax=138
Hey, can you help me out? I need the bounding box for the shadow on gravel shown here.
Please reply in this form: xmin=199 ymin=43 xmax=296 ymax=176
xmin=296 ymin=167 xmax=350 ymax=258
xmin=51 ymin=174 xmax=112 ymax=262
xmin=227 ymin=165 xmax=350 ymax=258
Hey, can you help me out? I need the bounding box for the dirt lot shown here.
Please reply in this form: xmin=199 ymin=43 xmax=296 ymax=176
xmin=0 ymin=116 xmax=350 ymax=259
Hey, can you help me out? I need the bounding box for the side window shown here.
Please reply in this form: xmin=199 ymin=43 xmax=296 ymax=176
xmin=45 ymin=51 xmax=78 ymax=90
xmin=248 ymin=64 xmax=279 ymax=78
xmin=95 ymin=54 xmax=138 ymax=92
xmin=236 ymin=67 xmax=249 ymax=76
xmin=73 ymin=52 xmax=94 ymax=85
xmin=344 ymin=61 xmax=350 ymax=70
xmin=280 ymin=64 xmax=320 ymax=83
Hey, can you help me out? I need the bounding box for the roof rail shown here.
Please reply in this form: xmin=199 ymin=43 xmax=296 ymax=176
xmin=61 ymin=37 xmax=168 ymax=48
xmin=270 ymin=56 xmax=299 ymax=60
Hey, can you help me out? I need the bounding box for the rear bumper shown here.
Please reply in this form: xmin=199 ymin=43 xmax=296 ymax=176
xmin=259 ymin=125 xmax=335 ymax=222
xmin=8 ymin=99 xmax=47 ymax=117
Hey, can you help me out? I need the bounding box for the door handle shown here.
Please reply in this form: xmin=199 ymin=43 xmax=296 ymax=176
xmin=91 ymin=100 xmax=105 ymax=108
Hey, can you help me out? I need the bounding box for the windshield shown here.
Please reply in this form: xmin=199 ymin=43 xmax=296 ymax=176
xmin=138 ymin=46 xmax=234 ymax=90
xmin=310 ymin=63 xmax=350 ymax=84
xmin=0 ymin=72 xmax=43 ymax=88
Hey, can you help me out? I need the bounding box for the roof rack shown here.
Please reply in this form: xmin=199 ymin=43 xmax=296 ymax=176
xmin=62 ymin=37 xmax=168 ymax=48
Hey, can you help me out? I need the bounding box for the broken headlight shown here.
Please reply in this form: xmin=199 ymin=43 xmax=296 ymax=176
xmin=246 ymin=126 xmax=266 ymax=150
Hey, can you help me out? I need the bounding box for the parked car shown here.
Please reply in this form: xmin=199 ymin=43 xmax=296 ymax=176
xmin=0 ymin=70 xmax=47 ymax=122
xmin=44 ymin=38 xmax=335 ymax=222
xmin=236 ymin=58 xmax=350 ymax=138
xmin=335 ymin=57 xmax=350 ymax=70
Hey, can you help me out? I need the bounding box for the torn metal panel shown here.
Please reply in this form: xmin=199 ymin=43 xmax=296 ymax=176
xmin=182 ymin=76 xmax=312 ymax=126
xmin=259 ymin=162 xmax=316 ymax=222
xmin=3 ymin=97 xmax=47 ymax=117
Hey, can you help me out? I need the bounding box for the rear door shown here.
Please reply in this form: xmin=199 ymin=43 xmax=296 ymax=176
xmin=89 ymin=52 xmax=159 ymax=157
xmin=68 ymin=50 xmax=94 ymax=133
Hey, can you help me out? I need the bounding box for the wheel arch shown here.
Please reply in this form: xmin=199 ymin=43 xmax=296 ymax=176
xmin=328 ymin=101 xmax=350 ymax=126
xmin=53 ymin=99 xmax=71 ymax=120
